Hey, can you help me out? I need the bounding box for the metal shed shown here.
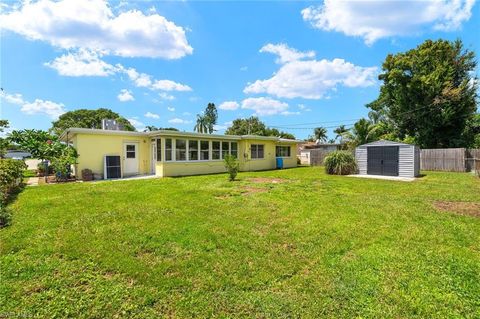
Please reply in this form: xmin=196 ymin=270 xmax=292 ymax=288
xmin=355 ymin=140 xmax=420 ymax=178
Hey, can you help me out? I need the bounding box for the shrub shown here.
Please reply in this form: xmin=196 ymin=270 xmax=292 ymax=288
xmin=0 ymin=159 xmax=26 ymax=204
xmin=0 ymin=205 xmax=12 ymax=228
xmin=37 ymin=161 xmax=53 ymax=176
xmin=223 ymin=154 xmax=239 ymax=181
xmin=324 ymin=151 xmax=357 ymax=175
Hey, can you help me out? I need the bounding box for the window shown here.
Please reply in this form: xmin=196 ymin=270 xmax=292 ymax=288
xmin=251 ymin=144 xmax=264 ymax=159
xmin=200 ymin=140 xmax=209 ymax=160
xmin=230 ymin=142 xmax=238 ymax=158
xmin=126 ymin=144 xmax=136 ymax=158
xmin=156 ymin=139 xmax=162 ymax=161
xmin=165 ymin=139 xmax=173 ymax=161
xmin=276 ymin=146 xmax=291 ymax=157
xmin=212 ymin=141 xmax=220 ymax=160
xmin=221 ymin=142 xmax=229 ymax=159
xmin=176 ymin=139 xmax=186 ymax=161
xmin=189 ymin=140 xmax=198 ymax=161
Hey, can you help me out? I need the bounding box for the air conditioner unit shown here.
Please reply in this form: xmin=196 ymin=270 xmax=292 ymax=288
xmin=101 ymin=119 xmax=124 ymax=131
xmin=104 ymin=155 xmax=121 ymax=179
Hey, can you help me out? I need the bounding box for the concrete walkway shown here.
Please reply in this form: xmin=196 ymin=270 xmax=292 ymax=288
xmin=347 ymin=174 xmax=416 ymax=182
xmin=26 ymin=177 xmax=39 ymax=186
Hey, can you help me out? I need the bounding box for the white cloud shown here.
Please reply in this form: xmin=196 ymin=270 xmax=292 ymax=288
xmin=21 ymin=99 xmax=65 ymax=119
xmin=281 ymin=111 xmax=300 ymax=116
xmin=244 ymin=45 xmax=377 ymax=99
xmin=117 ymin=89 xmax=134 ymax=102
xmin=240 ymin=66 xmax=248 ymax=71
xmin=158 ymin=92 xmax=175 ymax=100
xmin=213 ymin=121 xmax=233 ymax=131
xmin=167 ymin=106 xmax=175 ymax=112
xmin=1 ymin=92 xmax=25 ymax=105
xmin=1 ymin=0 xmax=193 ymax=58
xmin=301 ymin=0 xmax=476 ymax=45
xmin=241 ymin=97 xmax=289 ymax=116
xmin=168 ymin=118 xmax=192 ymax=124
xmin=45 ymin=49 xmax=116 ymax=76
xmin=152 ymin=80 xmax=191 ymax=92
xmin=219 ymin=101 xmax=239 ymax=110
xmin=127 ymin=118 xmax=145 ymax=131
xmin=1 ymin=91 xmax=65 ymax=119
xmin=298 ymin=104 xmax=311 ymax=112
xmin=145 ymin=112 xmax=160 ymax=119
xmin=182 ymin=112 xmax=192 ymax=116
xmin=260 ymin=43 xmax=315 ymax=64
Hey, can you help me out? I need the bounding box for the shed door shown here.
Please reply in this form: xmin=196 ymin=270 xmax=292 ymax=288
xmin=367 ymin=146 xmax=399 ymax=176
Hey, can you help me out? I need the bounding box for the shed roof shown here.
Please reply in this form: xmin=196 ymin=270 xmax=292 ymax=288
xmin=358 ymin=139 xmax=415 ymax=147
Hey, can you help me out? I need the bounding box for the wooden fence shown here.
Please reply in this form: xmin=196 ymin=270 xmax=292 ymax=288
xmin=420 ymin=148 xmax=480 ymax=172
xmin=309 ymin=149 xmax=337 ymax=166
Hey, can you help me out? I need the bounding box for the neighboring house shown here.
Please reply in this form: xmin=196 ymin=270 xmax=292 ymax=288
xmin=298 ymin=143 xmax=342 ymax=165
xmin=4 ymin=150 xmax=32 ymax=160
xmin=59 ymin=128 xmax=300 ymax=180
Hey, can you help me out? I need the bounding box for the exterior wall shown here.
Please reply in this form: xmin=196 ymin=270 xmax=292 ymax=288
xmin=398 ymin=145 xmax=415 ymax=177
xmin=299 ymin=151 xmax=311 ymax=165
xmin=74 ymin=133 xmax=150 ymax=179
xmin=355 ymin=147 xmax=367 ymax=174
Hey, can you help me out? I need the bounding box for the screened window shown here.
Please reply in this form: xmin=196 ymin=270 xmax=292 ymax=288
xmin=221 ymin=142 xmax=229 ymax=159
xmin=189 ymin=140 xmax=198 ymax=161
xmin=230 ymin=142 xmax=238 ymax=158
xmin=126 ymin=144 xmax=136 ymax=158
xmin=212 ymin=141 xmax=220 ymax=160
xmin=200 ymin=141 xmax=209 ymax=160
xmin=276 ymin=146 xmax=291 ymax=157
xmin=251 ymin=144 xmax=264 ymax=159
xmin=165 ymin=139 xmax=173 ymax=161
xmin=156 ymin=139 xmax=162 ymax=161
xmin=176 ymin=139 xmax=186 ymax=161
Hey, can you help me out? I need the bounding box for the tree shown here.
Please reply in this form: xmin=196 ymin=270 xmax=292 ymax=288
xmin=343 ymin=118 xmax=379 ymax=148
xmin=143 ymin=126 xmax=179 ymax=132
xmin=204 ymin=103 xmax=218 ymax=134
xmin=0 ymin=120 xmax=9 ymax=158
xmin=225 ymin=116 xmax=295 ymax=139
xmin=313 ymin=127 xmax=327 ymax=143
xmin=194 ymin=115 xmax=209 ymax=134
xmin=50 ymin=108 xmax=135 ymax=135
xmin=367 ymin=39 xmax=478 ymax=148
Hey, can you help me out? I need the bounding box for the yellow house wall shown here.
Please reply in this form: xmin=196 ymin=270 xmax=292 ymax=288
xmin=74 ymin=133 xmax=150 ymax=179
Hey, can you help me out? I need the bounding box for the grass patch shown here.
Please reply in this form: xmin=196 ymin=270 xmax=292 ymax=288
xmin=1 ymin=167 xmax=480 ymax=317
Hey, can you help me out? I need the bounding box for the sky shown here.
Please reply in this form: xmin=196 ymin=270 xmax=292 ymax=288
xmin=1 ymin=0 xmax=479 ymax=140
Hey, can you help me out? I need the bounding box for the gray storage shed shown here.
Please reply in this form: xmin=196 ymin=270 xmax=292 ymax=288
xmin=355 ymin=140 xmax=420 ymax=178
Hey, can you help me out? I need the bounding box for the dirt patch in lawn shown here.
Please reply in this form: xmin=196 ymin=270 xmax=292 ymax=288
xmin=247 ymin=177 xmax=288 ymax=184
xmin=241 ymin=186 xmax=268 ymax=196
xmin=433 ymin=201 xmax=480 ymax=218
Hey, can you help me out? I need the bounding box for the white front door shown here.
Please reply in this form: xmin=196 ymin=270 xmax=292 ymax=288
xmin=124 ymin=143 xmax=139 ymax=175
xmin=151 ymin=141 xmax=156 ymax=174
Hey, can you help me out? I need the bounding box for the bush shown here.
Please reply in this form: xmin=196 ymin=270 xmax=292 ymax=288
xmin=0 ymin=206 xmax=12 ymax=228
xmin=223 ymin=154 xmax=239 ymax=181
xmin=0 ymin=159 xmax=26 ymax=204
xmin=324 ymin=151 xmax=357 ymax=175
xmin=37 ymin=161 xmax=53 ymax=176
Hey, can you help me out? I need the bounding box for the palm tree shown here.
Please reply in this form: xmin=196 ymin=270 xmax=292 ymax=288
xmin=194 ymin=115 xmax=208 ymax=133
xmin=343 ymin=118 xmax=379 ymax=148
xmin=313 ymin=127 xmax=327 ymax=143
xmin=333 ymin=125 xmax=348 ymax=143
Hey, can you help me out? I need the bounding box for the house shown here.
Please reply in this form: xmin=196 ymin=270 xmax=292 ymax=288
xmin=59 ymin=128 xmax=300 ymax=180
xmin=298 ymin=143 xmax=342 ymax=165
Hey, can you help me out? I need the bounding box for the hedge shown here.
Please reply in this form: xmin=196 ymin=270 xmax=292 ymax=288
xmin=0 ymin=159 xmax=26 ymax=227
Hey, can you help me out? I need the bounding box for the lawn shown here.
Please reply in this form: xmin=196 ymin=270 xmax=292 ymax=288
xmin=1 ymin=167 xmax=479 ymax=318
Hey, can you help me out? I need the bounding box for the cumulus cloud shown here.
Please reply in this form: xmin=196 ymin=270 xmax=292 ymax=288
xmin=1 ymin=91 xmax=65 ymax=119
xmin=152 ymin=80 xmax=191 ymax=92
xmin=301 ymin=0 xmax=476 ymax=45
xmin=158 ymin=92 xmax=175 ymax=101
xmin=1 ymin=0 xmax=193 ymax=58
xmin=167 ymin=107 xmax=175 ymax=112
xmin=219 ymin=101 xmax=240 ymax=111
xmin=45 ymin=49 xmax=116 ymax=76
xmin=260 ymin=43 xmax=315 ymax=64
xmin=117 ymin=65 xmax=191 ymax=93
xmin=241 ymin=97 xmax=289 ymax=116
xmin=145 ymin=112 xmax=160 ymax=119
xmin=168 ymin=118 xmax=192 ymax=124
xmin=21 ymin=99 xmax=65 ymax=119
xmin=117 ymin=89 xmax=134 ymax=102
xmin=244 ymin=44 xmax=377 ymax=99
xmin=127 ymin=118 xmax=145 ymax=131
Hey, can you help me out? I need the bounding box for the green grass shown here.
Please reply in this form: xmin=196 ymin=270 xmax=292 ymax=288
xmin=1 ymin=167 xmax=479 ymax=318
xmin=22 ymin=169 xmax=36 ymax=178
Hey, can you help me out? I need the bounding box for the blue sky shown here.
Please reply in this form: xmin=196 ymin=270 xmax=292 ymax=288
xmin=1 ymin=0 xmax=479 ymax=139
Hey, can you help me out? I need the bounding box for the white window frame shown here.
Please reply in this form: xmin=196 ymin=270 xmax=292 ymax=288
xmin=275 ymin=145 xmax=291 ymax=158
xmin=251 ymin=144 xmax=265 ymax=160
